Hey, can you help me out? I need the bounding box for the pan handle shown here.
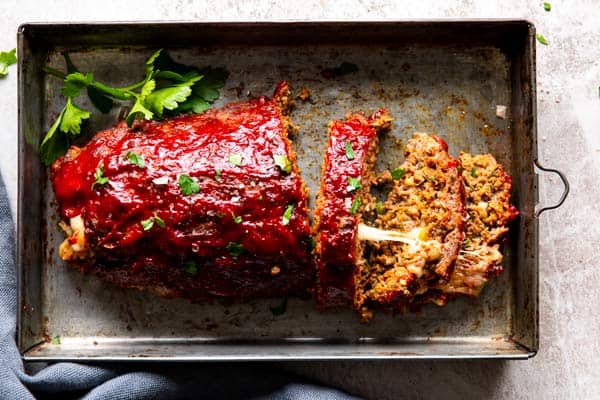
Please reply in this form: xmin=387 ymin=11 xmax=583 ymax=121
xmin=534 ymin=159 xmax=569 ymax=217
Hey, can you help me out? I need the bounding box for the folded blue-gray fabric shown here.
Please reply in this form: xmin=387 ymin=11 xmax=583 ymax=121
xmin=0 ymin=172 xmax=360 ymax=399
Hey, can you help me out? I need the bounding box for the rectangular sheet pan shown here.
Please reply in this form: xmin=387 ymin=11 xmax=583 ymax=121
xmin=18 ymin=20 xmax=541 ymax=360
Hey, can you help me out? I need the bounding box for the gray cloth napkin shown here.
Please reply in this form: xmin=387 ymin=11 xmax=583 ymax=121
xmin=0 ymin=173 xmax=360 ymax=399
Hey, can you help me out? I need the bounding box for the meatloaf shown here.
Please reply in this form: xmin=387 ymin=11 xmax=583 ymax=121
xmin=313 ymin=110 xmax=392 ymax=307
xmin=356 ymin=133 xmax=466 ymax=320
xmin=419 ymin=152 xmax=519 ymax=306
xmin=51 ymin=81 xmax=314 ymax=300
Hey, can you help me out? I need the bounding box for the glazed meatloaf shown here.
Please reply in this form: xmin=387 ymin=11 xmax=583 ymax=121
xmin=313 ymin=110 xmax=392 ymax=307
xmin=51 ymin=81 xmax=314 ymax=300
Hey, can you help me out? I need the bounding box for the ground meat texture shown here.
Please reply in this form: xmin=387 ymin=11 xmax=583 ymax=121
xmin=313 ymin=110 xmax=392 ymax=308
xmin=357 ymin=133 xmax=465 ymax=319
xmin=51 ymin=82 xmax=314 ymax=301
xmin=422 ymin=152 xmax=519 ymax=304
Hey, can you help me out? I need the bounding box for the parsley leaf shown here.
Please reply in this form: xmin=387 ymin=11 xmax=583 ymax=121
xmin=178 ymin=174 xmax=200 ymax=195
xmin=282 ymin=204 xmax=294 ymax=225
xmin=347 ymin=176 xmax=361 ymax=192
xmin=178 ymin=96 xmax=210 ymax=114
xmin=91 ymin=162 xmax=110 ymax=190
xmin=536 ymin=34 xmax=549 ymax=45
xmin=142 ymin=213 xmax=166 ymax=231
xmin=60 ymin=97 xmax=91 ymax=136
xmin=391 ymin=167 xmax=406 ymax=180
xmin=145 ymin=74 xmax=202 ymax=117
xmin=61 ymin=72 xmax=94 ymax=97
xmin=231 ymin=212 xmax=242 ymax=224
xmin=184 ymin=260 xmax=198 ymax=275
xmin=193 ymin=67 xmax=229 ymax=101
xmin=0 ymin=48 xmax=16 ymax=78
xmin=51 ymin=335 xmax=61 ymax=345
xmin=126 ymin=79 xmax=156 ymax=125
xmin=229 ymin=153 xmax=243 ymax=166
xmin=126 ymin=151 xmax=145 ymax=168
xmin=270 ymin=298 xmax=287 ymax=316
xmin=543 ymin=2 xmax=551 ymax=11
xmin=226 ymin=242 xmax=245 ymax=258
xmin=141 ymin=217 xmax=154 ymax=231
xmin=39 ymin=108 xmax=69 ymax=165
xmin=345 ymin=141 xmax=355 ymax=160
xmin=470 ymin=167 xmax=477 ymax=178
xmin=154 ymin=213 xmax=166 ymax=228
xmin=273 ymin=154 xmax=292 ymax=173
xmin=349 ymin=196 xmax=361 ymax=214
xmin=215 ymin=168 xmax=222 ymax=182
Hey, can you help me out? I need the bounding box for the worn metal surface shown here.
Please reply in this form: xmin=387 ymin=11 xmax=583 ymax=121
xmin=18 ymin=21 xmax=545 ymax=360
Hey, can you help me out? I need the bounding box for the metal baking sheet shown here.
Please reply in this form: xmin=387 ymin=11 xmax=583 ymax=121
xmin=18 ymin=21 xmax=540 ymax=360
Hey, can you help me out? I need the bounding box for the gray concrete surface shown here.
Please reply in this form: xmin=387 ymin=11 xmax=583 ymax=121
xmin=0 ymin=1 xmax=596 ymax=399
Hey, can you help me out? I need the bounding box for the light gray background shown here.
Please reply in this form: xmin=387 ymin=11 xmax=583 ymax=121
xmin=0 ymin=1 xmax=596 ymax=399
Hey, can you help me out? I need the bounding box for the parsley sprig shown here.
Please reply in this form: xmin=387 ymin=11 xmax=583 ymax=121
xmin=40 ymin=49 xmax=228 ymax=165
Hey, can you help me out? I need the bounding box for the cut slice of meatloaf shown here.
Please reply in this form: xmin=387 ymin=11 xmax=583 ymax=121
xmin=51 ymin=81 xmax=314 ymax=301
xmin=313 ymin=109 xmax=392 ymax=308
xmin=356 ymin=133 xmax=465 ymax=320
xmin=419 ymin=152 xmax=519 ymax=305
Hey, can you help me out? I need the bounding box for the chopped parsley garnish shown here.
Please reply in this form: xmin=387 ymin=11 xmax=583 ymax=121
xmin=226 ymin=242 xmax=245 ymax=258
xmin=347 ymin=176 xmax=361 ymax=192
xmin=142 ymin=213 xmax=166 ymax=231
xmin=470 ymin=167 xmax=477 ymax=178
xmin=0 ymin=48 xmax=17 ymax=78
xmin=215 ymin=168 xmax=222 ymax=182
xmin=273 ymin=154 xmax=292 ymax=173
xmin=39 ymin=49 xmax=229 ymax=165
xmin=391 ymin=167 xmax=406 ymax=180
xmin=269 ymin=298 xmax=287 ymax=316
xmin=231 ymin=212 xmax=242 ymax=224
xmin=282 ymin=204 xmax=294 ymax=225
xmin=126 ymin=151 xmax=145 ymax=168
xmin=141 ymin=217 xmax=154 ymax=231
xmin=229 ymin=153 xmax=243 ymax=167
xmin=536 ymin=34 xmax=549 ymax=45
xmin=349 ymin=196 xmax=361 ymax=214
xmin=345 ymin=141 xmax=355 ymax=160
xmin=184 ymin=260 xmax=198 ymax=275
xmin=154 ymin=213 xmax=166 ymax=228
xmin=91 ymin=162 xmax=109 ymax=190
xmin=178 ymin=174 xmax=200 ymax=195
xmin=375 ymin=201 xmax=385 ymax=215
xmin=51 ymin=335 xmax=61 ymax=345
xmin=543 ymin=2 xmax=551 ymax=11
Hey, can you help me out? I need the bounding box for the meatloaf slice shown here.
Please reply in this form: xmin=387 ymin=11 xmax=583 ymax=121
xmin=356 ymin=133 xmax=465 ymax=320
xmin=52 ymin=81 xmax=314 ymax=301
xmin=421 ymin=152 xmax=519 ymax=305
xmin=313 ymin=109 xmax=392 ymax=307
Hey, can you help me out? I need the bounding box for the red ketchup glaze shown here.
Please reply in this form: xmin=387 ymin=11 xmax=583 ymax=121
xmin=51 ymin=82 xmax=313 ymax=300
xmin=315 ymin=113 xmax=382 ymax=307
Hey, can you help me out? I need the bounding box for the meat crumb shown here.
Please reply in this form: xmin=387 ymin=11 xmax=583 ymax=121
xmin=297 ymin=88 xmax=311 ymax=102
xmin=271 ymin=266 xmax=281 ymax=276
